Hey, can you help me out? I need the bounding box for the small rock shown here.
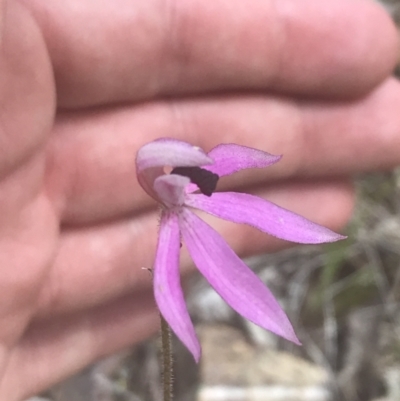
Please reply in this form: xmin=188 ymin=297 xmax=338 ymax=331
xmin=198 ymin=324 xmax=329 ymax=401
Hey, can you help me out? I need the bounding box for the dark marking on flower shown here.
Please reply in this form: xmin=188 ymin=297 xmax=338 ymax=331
xmin=171 ymin=166 xmax=219 ymax=196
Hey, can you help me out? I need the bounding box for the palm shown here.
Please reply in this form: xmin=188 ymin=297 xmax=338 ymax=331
xmin=1 ymin=0 xmax=400 ymax=399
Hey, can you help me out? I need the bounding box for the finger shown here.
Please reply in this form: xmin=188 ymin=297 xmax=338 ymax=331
xmin=36 ymin=179 xmax=354 ymax=318
xmin=46 ymin=77 xmax=400 ymax=224
xmin=22 ymin=0 xmax=398 ymax=107
xmin=0 ymin=0 xmax=54 ymax=177
xmin=0 ymin=0 xmax=56 ymax=349
xmin=1 ymin=291 xmax=159 ymax=400
xmin=0 ymin=191 xmax=58 ymax=348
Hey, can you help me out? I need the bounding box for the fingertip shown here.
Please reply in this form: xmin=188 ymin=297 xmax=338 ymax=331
xmin=275 ymin=0 xmax=400 ymax=97
xmin=344 ymin=0 xmax=400 ymax=94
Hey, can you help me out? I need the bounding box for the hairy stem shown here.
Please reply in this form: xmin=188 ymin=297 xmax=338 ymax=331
xmin=160 ymin=312 xmax=174 ymax=401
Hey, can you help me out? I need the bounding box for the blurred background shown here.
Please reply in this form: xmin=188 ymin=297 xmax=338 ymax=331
xmin=29 ymin=1 xmax=400 ymax=400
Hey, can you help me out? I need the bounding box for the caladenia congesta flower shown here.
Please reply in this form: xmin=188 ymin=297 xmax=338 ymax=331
xmin=136 ymin=138 xmax=345 ymax=362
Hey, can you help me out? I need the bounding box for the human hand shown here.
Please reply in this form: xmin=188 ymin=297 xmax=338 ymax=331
xmin=1 ymin=0 xmax=399 ymax=399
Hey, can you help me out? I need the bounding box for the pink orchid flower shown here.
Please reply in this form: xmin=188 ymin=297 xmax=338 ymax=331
xmin=136 ymin=138 xmax=345 ymax=362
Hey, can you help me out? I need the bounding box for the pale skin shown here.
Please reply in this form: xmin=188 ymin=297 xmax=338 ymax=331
xmin=1 ymin=0 xmax=400 ymax=398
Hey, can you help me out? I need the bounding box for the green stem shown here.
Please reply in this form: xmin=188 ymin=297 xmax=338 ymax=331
xmin=160 ymin=313 xmax=174 ymax=401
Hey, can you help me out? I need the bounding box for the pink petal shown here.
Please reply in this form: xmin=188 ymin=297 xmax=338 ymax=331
xmin=136 ymin=138 xmax=213 ymax=202
xmin=154 ymin=210 xmax=201 ymax=362
xmin=154 ymin=175 xmax=190 ymax=207
xmin=186 ymin=192 xmax=346 ymax=244
xmin=179 ymin=208 xmax=300 ymax=344
xmin=136 ymin=138 xmax=212 ymax=172
xmin=205 ymin=144 xmax=281 ymax=177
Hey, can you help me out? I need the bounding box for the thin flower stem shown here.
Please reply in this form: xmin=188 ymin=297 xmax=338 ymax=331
xmin=160 ymin=313 xmax=174 ymax=401
xmin=143 ymin=267 xmax=174 ymax=401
